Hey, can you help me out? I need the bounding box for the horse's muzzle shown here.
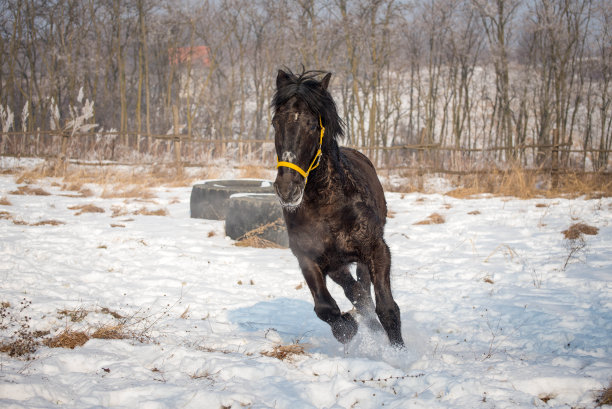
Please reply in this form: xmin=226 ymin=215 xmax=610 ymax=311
xmin=274 ymin=174 xmax=304 ymax=209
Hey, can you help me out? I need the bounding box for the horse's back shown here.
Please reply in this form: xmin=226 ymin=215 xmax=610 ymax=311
xmin=339 ymin=147 xmax=387 ymax=220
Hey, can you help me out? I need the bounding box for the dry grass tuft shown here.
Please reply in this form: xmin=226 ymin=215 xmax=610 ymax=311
xmin=32 ymin=220 xmax=65 ymax=226
xmin=44 ymin=330 xmax=90 ymax=349
xmin=234 ymin=217 xmax=287 ymax=249
xmin=101 ymin=186 xmax=157 ymax=200
xmin=60 ymin=184 xmax=95 ymax=198
xmin=133 ymin=207 xmax=168 ymax=216
xmin=0 ymin=196 xmax=12 ymax=205
xmin=539 ymin=394 xmax=555 ymax=404
xmin=111 ymin=205 xmax=129 ymax=218
xmin=235 ymin=236 xmax=285 ymax=249
xmin=68 ymin=204 xmax=105 ymax=215
xmin=1 ymin=213 xmax=63 ymax=227
xmin=414 ymin=212 xmax=445 ymax=225
xmin=262 ymin=343 xmax=307 ymax=361
xmin=562 ymin=223 xmax=599 ymax=240
xmin=597 ymin=381 xmax=612 ymax=407
xmin=10 ymin=185 xmax=51 ymax=196
xmin=91 ymin=324 xmax=128 ymax=340
xmin=1 ymin=210 xmax=64 ymax=227
xmin=468 ymin=210 xmax=481 ymax=215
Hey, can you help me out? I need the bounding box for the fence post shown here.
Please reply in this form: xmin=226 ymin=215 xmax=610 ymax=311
xmin=551 ymin=128 xmax=559 ymax=189
xmin=172 ymin=105 xmax=183 ymax=176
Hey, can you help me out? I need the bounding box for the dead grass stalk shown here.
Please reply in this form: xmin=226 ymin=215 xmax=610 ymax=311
xmin=597 ymin=381 xmax=612 ymax=407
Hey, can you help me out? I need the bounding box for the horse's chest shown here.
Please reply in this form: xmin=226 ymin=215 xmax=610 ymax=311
xmin=285 ymin=206 xmax=364 ymax=256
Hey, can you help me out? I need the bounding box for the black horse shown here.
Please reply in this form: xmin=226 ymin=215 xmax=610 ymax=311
xmin=271 ymin=69 xmax=404 ymax=347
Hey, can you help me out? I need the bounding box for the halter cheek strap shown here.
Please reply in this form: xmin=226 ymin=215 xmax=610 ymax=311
xmin=276 ymin=116 xmax=325 ymax=184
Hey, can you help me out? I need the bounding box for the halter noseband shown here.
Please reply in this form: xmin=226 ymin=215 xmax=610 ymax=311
xmin=276 ymin=116 xmax=325 ymax=184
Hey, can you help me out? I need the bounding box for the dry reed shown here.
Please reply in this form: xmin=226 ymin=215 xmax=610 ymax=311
xmin=444 ymin=167 xmax=611 ymax=199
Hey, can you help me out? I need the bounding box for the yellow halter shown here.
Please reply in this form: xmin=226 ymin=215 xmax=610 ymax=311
xmin=276 ymin=116 xmax=325 ymax=184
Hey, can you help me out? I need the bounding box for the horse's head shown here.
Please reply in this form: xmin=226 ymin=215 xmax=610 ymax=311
xmin=272 ymin=69 xmax=331 ymax=209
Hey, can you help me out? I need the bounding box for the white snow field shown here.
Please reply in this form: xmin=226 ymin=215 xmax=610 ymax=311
xmin=0 ymin=169 xmax=610 ymax=409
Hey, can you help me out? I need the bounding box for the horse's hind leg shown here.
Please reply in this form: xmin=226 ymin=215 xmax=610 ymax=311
xmin=356 ymin=263 xmax=371 ymax=289
xmin=329 ymin=265 xmax=383 ymax=333
xmin=369 ymin=240 xmax=404 ymax=347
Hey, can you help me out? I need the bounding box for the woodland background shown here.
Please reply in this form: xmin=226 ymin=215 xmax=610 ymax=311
xmin=0 ymin=0 xmax=611 ymax=174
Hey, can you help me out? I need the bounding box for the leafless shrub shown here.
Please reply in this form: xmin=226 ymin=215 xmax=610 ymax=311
xmin=561 ymin=222 xmax=598 ymax=270
xmin=0 ymin=299 xmax=39 ymax=359
xmin=58 ymin=307 xmax=89 ymax=323
xmin=91 ymin=324 xmax=128 ymax=340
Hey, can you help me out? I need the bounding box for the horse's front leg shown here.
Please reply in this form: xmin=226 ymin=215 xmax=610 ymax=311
xmin=299 ymin=258 xmax=358 ymax=344
xmin=328 ymin=265 xmax=384 ymax=333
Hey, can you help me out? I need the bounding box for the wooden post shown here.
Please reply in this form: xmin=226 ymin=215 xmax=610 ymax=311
xmin=172 ymin=105 xmax=183 ymax=176
xmin=551 ymin=128 xmax=559 ymax=189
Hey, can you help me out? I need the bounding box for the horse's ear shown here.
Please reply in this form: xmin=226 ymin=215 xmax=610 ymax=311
xmin=276 ymin=70 xmax=291 ymax=89
xmin=320 ymin=73 xmax=332 ymax=90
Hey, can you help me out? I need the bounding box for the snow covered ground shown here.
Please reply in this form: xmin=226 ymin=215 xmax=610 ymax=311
xmin=0 ymin=168 xmax=610 ymax=408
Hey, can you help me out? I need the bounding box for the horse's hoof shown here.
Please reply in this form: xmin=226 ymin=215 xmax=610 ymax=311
xmin=332 ymin=313 xmax=358 ymax=344
xmin=390 ymin=334 xmax=405 ymax=349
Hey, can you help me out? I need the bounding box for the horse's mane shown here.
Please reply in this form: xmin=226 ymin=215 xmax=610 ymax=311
xmin=271 ymin=69 xmax=344 ymax=142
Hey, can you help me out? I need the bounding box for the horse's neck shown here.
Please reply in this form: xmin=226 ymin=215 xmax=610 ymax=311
xmin=306 ymin=144 xmax=344 ymax=196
